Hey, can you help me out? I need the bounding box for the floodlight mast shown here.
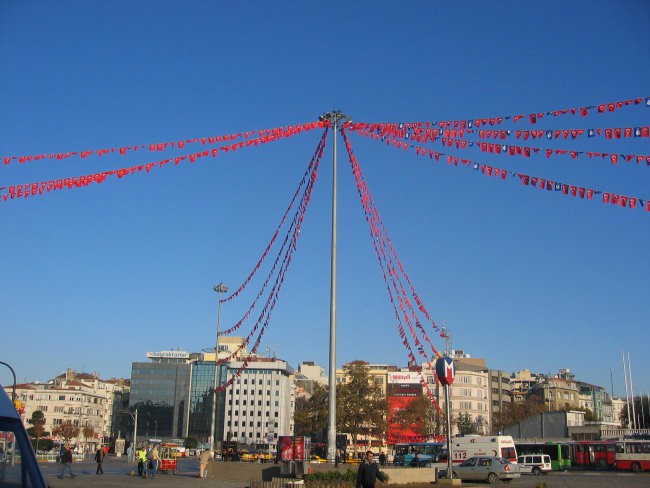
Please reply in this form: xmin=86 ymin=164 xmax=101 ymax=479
xmin=318 ymin=110 xmax=351 ymax=463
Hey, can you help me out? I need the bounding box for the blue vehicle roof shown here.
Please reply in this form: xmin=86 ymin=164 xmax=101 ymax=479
xmin=0 ymin=384 xmax=20 ymax=420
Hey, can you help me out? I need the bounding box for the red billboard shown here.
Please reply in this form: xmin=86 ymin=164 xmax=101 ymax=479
xmin=386 ymin=371 xmax=424 ymax=444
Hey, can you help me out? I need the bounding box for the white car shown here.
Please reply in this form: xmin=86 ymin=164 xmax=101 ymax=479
xmin=517 ymin=454 xmax=552 ymax=475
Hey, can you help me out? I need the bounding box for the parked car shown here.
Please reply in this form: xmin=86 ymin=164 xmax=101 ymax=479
xmin=517 ymin=454 xmax=552 ymax=475
xmin=449 ymin=456 xmax=520 ymax=483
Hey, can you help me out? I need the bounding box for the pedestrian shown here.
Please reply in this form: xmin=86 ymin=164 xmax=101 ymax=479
xmin=378 ymin=452 xmax=386 ymax=466
xmin=199 ymin=449 xmax=211 ymax=478
xmin=356 ymin=451 xmax=386 ymax=488
xmin=127 ymin=444 xmax=134 ymax=464
xmin=137 ymin=446 xmax=147 ymax=477
xmin=57 ymin=444 xmax=76 ymax=479
xmin=95 ymin=445 xmax=105 ymax=474
xmin=147 ymin=445 xmax=160 ymax=478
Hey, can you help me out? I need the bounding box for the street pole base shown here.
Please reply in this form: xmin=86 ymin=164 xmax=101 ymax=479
xmin=438 ymin=478 xmax=462 ymax=486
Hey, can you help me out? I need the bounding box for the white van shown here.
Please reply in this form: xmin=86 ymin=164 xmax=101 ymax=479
xmin=517 ymin=454 xmax=552 ymax=475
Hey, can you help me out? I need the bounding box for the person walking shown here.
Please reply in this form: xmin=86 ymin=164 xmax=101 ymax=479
xmin=127 ymin=444 xmax=134 ymax=464
xmin=57 ymin=444 xmax=76 ymax=479
xmin=137 ymin=446 xmax=147 ymax=477
xmin=356 ymin=451 xmax=384 ymax=488
xmin=199 ymin=449 xmax=211 ymax=478
xmin=378 ymin=452 xmax=386 ymax=467
xmin=147 ymin=445 xmax=160 ymax=478
xmin=95 ymin=445 xmax=105 ymax=474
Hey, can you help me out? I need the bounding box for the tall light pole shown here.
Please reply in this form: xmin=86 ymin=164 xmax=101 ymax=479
xmin=122 ymin=408 xmax=138 ymax=450
xmin=318 ymin=110 xmax=351 ymax=463
xmin=210 ymin=282 xmax=228 ymax=454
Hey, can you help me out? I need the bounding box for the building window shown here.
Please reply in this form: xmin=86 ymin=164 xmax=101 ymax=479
xmin=259 ymin=379 xmax=263 ymax=385
xmin=266 ymin=401 xmax=270 ymax=406
xmin=276 ymin=380 xmax=280 ymax=386
xmin=275 ymin=412 xmax=279 ymax=417
xmin=258 ymin=400 xmax=262 ymax=406
xmin=275 ymin=401 xmax=279 ymax=407
xmin=258 ymin=390 xmax=262 ymax=395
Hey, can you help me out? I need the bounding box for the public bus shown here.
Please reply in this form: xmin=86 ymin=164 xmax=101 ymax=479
xmin=615 ymin=438 xmax=650 ymax=472
xmin=393 ymin=442 xmax=445 ymax=466
xmin=516 ymin=441 xmax=571 ymax=470
xmin=572 ymin=440 xmax=616 ymax=469
xmin=444 ymin=435 xmax=518 ymax=464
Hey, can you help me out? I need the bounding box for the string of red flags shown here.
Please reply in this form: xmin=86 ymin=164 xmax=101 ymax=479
xmin=0 ymin=129 xmax=310 ymax=202
xmin=350 ymin=123 xmax=650 ymax=167
xmin=350 ymin=128 xmax=650 ymax=212
xmin=340 ymin=127 xmax=443 ymax=413
xmin=219 ymin=129 xmax=329 ymax=335
xmin=211 ymin=130 xmax=327 ymax=391
xmin=365 ymin=96 xmax=649 ymax=132
xmin=221 ymin=128 xmax=329 ymax=305
xmin=1 ymin=121 xmax=329 ymax=166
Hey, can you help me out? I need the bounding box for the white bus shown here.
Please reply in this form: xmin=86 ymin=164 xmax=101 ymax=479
xmin=440 ymin=435 xmax=518 ymax=464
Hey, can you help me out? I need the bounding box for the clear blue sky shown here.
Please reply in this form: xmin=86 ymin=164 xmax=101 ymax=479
xmin=1 ymin=1 xmax=648 ymax=398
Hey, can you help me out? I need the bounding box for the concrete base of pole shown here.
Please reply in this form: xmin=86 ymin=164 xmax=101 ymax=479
xmin=438 ymin=478 xmax=462 ymax=486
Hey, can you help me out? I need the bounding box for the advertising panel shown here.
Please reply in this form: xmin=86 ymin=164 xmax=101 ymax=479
xmin=386 ymin=371 xmax=424 ymax=444
xmin=278 ymin=436 xmax=294 ymax=461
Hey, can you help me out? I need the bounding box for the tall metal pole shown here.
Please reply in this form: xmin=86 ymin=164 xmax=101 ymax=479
xmin=210 ymin=283 xmax=228 ymax=454
xmin=445 ymin=384 xmax=452 ymax=478
xmin=133 ymin=408 xmax=138 ymax=450
xmin=622 ymin=352 xmax=631 ymax=428
xmin=327 ymin=114 xmax=339 ymax=464
xmin=318 ymin=111 xmax=351 ymax=463
xmin=628 ymin=352 xmax=637 ymax=430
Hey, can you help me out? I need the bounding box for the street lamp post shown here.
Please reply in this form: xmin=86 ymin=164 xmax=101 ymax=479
xmin=122 ymin=408 xmax=138 ymax=450
xmin=210 ymin=282 xmax=228 ymax=454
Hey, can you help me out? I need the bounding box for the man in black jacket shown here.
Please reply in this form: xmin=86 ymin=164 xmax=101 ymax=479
xmin=357 ymin=451 xmax=384 ymax=488
xmin=58 ymin=444 xmax=76 ymax=479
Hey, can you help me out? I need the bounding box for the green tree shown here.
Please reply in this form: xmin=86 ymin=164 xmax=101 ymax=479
xmin=28 ymin=410 xmax=46 ymax=450
xmin=456 ymin=413 xmax=478 ymax=435
xmin=294 ymin=383 xmax=329 ymax=438
xmin=51 ymin=420 xmax=80 ymax=443
xmin=337 ymin=362 xmax=387 ymax=454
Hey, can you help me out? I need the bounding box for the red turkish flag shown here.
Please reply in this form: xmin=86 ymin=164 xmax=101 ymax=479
xmin=587 ymin=189 xmax=594 ymax=199
xmin=579 ymin=188 xmax=586 ymax=198
xmin=571 ymin=186 xmax=578 ymax=197
xmin=603 ymin=192 xmax=611 ymax=203
xmin=630 ymin=198 xmax=637 ymax=208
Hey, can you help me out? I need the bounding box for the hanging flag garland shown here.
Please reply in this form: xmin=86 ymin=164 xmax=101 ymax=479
xmin=368 ymin=96 xmax=648 ymax=132
xmin=340 ymin=127 xmax=443 ymax=413
xmin=350 ymin=124 xmax=650 ymax=167
xmin=211 ymin=130 xmax=327 ymax=390
xmin=0 ymin=129 xmax=314 ymax=202
xmin=1 ymin=121 xmax=328 ymax=166
xmin=349 ymin=128 xmax=650 ymax=212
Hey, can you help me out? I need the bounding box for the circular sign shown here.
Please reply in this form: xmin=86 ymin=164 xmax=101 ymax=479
xmin=435 ymin=356 xmax=456 ymax=386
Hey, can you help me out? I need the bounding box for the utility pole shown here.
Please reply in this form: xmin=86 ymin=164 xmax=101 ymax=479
xmin=210 ymin=282 xmax=228 ymax=454
xmin=318 ymin=110 xmax=351 ymax=463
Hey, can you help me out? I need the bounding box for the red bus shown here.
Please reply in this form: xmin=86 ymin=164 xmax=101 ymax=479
xmin=572 ymin=440 xmax=616 ymax=469
xmin=615 ymin=438 xmax=650 ymax=472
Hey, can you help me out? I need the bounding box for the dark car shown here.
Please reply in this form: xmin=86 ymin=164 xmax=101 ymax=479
xmin=449 ymin=456 xmax=520 ymax=483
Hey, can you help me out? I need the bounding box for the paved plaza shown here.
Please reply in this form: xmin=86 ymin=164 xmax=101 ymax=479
xmin=37 ymin=457 xmax=650 ymax=488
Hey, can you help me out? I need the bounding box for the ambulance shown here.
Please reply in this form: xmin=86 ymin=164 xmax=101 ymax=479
xmin=441 ymin=435 xmax=518 ymax=465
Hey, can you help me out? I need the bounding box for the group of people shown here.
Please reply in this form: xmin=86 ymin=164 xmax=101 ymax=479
xmin=133 ymin=444 xmax=160 ymax=479
xmin=57 ymin=443 xmax=109 ymax=478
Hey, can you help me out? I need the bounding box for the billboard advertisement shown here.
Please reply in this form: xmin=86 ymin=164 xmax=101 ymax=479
xmin=386 ymin=371 xmax=423 ymax=444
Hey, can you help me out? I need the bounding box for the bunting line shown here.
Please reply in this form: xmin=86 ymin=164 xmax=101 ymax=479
xmin=2 ymin=121 xmax=329 ymax=166
xmin=0 ymin=131 xmax=309 ymax=202
xmin=360 ymin=96 xmax=649 ymax=132
xmin=351 ymin=129 xmax=650 ymax=212
xmin=350 ymin=124 xmax=650 ymax=167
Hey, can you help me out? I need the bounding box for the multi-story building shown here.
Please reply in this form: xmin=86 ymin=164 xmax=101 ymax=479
xmin=510 ymin=369 xmax=545 ymax=402
xmin=129 ymin=338 xmax=296 ymax=452
xmin=530 ymin=374 xmax=580 ymax=411
xmin=6 ymin=369 xmax=129 ymax=449
xmin=224 ymin=357 xmax=294 ymax=453
xmin=336 ymin=361 xmax=396 ymax=396
xmin=489 ymin=369 xmax=512 ymax=428
xmin=577 ymin=381 xmax=605 ymax=419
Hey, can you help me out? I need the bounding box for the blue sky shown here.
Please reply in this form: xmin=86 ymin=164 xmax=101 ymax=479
xmin=1 ymin=1 xmax=648 ymax=398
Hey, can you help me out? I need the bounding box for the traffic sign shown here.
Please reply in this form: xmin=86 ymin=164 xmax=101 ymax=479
xmin=435 ymin=356 xmax=455 ymax=386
